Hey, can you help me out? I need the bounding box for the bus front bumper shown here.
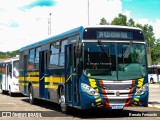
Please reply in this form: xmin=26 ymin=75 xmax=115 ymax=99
xmin=80 ymin=91 xmax=149 ymax=110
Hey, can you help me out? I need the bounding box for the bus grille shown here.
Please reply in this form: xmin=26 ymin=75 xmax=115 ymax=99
xmin=99 ymin=84 xmax=134 ymax=90
xmin=108 ymin=99 xmax=127 ymax=104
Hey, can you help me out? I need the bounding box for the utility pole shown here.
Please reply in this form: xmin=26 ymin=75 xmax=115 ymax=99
xmin=88 ymin=0 xmax=90 ymax=25
xmin=48 ymin=13 xmax=52 ymax=35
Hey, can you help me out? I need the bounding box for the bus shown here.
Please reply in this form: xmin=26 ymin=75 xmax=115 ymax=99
xmin=148 ymin=65 xmax=160 ymax=83
xmin=19 ymin=25 xmax=148 ymax=113
xmin=0 ymin=57 xmax=20 ymax=96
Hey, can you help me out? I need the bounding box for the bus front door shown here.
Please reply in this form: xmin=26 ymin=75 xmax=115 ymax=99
xmin=39 ymin=51 xmax=48 ymax=99
xmin=23 ymin=55 xmax=28 ymax=94
xmin=65 ymin=44 xmax=79 ymax=106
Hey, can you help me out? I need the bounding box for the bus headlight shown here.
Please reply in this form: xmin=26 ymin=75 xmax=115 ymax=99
xmin=135 ymin=83 xmax=148 ymax=96
xmin=81 ymin=83 xmax=100 ymax=97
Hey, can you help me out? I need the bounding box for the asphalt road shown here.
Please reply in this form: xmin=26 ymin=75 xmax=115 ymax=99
xmin=0 ymin=84 xmax=160 ymax=120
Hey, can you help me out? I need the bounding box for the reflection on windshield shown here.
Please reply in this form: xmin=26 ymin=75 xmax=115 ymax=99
xmin=83 ymin=42 xmax=147 ymax=80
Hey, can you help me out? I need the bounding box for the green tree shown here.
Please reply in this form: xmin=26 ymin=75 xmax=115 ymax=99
xmin=0 ymin=50 xmax=20 ymax=58
xmin=151 ymin=39 xmax=160 ymax=63
xmin=111 ymin=13 xmax=127 ymax=26
xmin=100 ymin=17 xmax=109 ymax=25
xmin=136 ymin=24 xmax=155 ymax=46
xmin=127 ymin=18 xmax=135 ymax=27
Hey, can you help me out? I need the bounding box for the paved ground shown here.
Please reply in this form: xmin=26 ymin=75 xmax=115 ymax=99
xmin=0 ymin=84 xmax=160 ymax=120
xmin=148 ymin=83 xmax=160 ymax=108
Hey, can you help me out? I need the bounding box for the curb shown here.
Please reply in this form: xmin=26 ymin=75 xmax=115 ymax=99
xmin=148 ymin=104 xmax=160 ymax=108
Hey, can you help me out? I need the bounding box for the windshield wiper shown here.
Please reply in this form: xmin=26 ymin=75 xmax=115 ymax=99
xmin=97 ymin=40 xmax=111 ymax=67
xmin=123 ymin=41 xmax=133 ymax=58
xmin=98 ymin=40 xmax=110 ymax=57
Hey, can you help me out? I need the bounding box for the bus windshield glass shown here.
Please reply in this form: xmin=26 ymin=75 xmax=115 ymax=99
xmin=83 ymin=42 xmax=147 ymax=80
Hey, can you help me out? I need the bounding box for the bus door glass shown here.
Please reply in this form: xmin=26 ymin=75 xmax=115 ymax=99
xmin=6 ymin=63 xmax=11 ymax=91
xmin=65 ymin=44 xmax=79 ymax=106
xmin=39 ymin=51 xmax=48 ymax=98
xmin=24 ymin=55 xmax=28 ymax=94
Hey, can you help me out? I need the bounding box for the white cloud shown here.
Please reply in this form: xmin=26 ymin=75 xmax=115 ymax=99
xmin=122 ymin=10 xmax=131 ymax=19
xmin=137 ymin=18 xmax=149 ymax=25
xmin=134 ymin=18 xmax=160 ymax=39
xmin=153 ymin=19 xmax=160 ymax=39
xmin=52 ymin=0 xmax=122 ymax=35
xmin=0 ymin=0 xmax=123 ymax=52
xmin=0 ymin=0 xmax=35 ymax=9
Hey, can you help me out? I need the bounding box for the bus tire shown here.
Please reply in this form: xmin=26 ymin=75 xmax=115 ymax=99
xmin=9 ymin=86 xmax=13 ymax=97
xmin=59 ymin=86 xmax=68 ymax=114
xmin=143 ymin=98 xmax=148 ymax=107
xmin=29 ymin=85 xmax=35 ymax=104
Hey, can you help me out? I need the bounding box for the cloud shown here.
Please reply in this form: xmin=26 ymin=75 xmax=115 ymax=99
xmin=153 ymin=19 xmax=160 ymax=39
xmin=24 ymin=0 xmax=56 ymax=9
xmin=137 ymin=18 xmax=149 ymax=25
xmin=52 ymin=0 xmax=122 ymax=35
xmin=135 ymin=18 xmax=160 ymax=39
xmin=0 ymin=0 xmax=123 ymax=52
xmin=122 ymin=10 xmax=131 ymax=19
xmin=0 ymin=0 xmax=35 ymax=9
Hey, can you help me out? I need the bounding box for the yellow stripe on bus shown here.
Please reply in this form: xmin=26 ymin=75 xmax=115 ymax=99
xmin=137 ymin=78 xmax=144 ymax=88
xmin=96 ymin=98 xmax=102 ymax=103
xmin=89 ymin=78 xmax=97 ymax=89
xmin=18 ymin=77 xmax=24 ymax=80
xmin=45 ymin=76 xmax=63 ymax=83
xmin=134 ymin=97 xmax=140 ymax=102
xmin=32 ymin=84 xmax=39 ymax=87
xmin=26 ymin=77 xmax=39 ymax=82
xmin=45 ymin=85 xmax=58 ymax=89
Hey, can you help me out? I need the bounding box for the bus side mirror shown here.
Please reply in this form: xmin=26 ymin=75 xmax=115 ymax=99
xmin=75 ymin=43 xmax=82 ymax=58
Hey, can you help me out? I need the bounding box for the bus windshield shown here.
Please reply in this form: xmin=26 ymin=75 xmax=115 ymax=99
xmin=83 ymin=42 xmax=147 ymax=80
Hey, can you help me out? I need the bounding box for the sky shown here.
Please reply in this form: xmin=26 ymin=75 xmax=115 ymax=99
xmin=0 ymin=0 xmax=160 ymax=52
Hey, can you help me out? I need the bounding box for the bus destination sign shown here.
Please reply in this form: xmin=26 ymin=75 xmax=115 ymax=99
xmin=97 ymin=31 xmax=133 ymax=40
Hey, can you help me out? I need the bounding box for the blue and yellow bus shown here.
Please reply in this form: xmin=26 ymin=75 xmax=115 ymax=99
xmin=19 ymin=25 xmax=148 ymax=113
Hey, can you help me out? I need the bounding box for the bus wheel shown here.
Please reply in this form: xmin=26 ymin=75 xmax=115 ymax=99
xmin=9 ymin=86 xmax=12 ymax=97
xmin=29 ymin=86 xmax=35 ymax=104
xmin=59 ymin=87 xmax=68 ymax=113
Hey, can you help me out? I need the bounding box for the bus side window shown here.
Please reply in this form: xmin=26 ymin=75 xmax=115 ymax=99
xmin=50 ymin=42 xmax=60 ymax=67
xmin=7 ymin=64 xmax=12 ymax=78
xmin=35 ymin=47 xmax=41 ymax=69
xmin=59 ymin=40 xmax=68 ymax=66
xmin=28 ymin=49 xmax=35 ymax=69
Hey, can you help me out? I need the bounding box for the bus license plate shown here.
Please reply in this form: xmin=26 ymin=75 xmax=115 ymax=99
xmin=111 ymin=105 xmax=123 ymax=109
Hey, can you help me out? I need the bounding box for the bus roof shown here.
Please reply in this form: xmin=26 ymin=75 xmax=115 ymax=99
xmin=20 ymin=26 xmax=84 ymax=51
xmin=20 ymin=25 xmax=142 ymax=51
xmin=85 ymin=25 xmax=142 ymax=30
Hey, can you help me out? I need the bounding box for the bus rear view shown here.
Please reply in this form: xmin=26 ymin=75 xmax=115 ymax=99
xmin=79 ymin=26 xmax=148 ymax=110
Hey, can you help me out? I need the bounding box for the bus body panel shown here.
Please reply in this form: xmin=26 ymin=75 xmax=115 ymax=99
xmin=18 ymin=25 xmax=148 ymax=111
xmin=79 ymin=74 xmax=148 ymax=109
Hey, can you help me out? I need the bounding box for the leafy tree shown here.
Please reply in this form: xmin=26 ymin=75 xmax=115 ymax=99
xmin=100 ymin=17 xmax=109 ymax=25
xmin=136 ymin=24 xmax=155 ymax=46
xmin=127 ymin=18 xmax=135 ymax=27
xmin=0 ymin=50 xmax=20 ymax=58
xmin=111 ymin=13 xmax=127 ymax=26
